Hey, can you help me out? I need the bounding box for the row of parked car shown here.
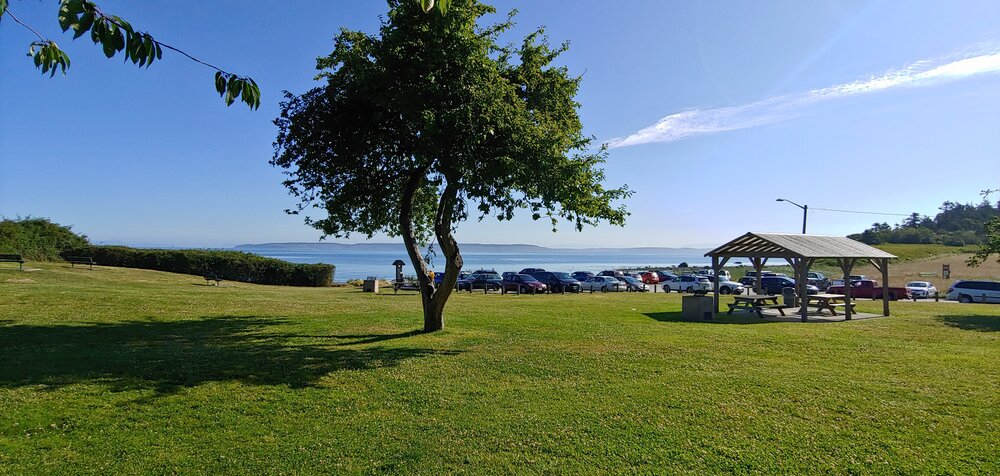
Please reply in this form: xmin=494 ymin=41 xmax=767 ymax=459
xmin=439 ymin=267 xmax=1000 ymax=302
xmin=440 ymin=268 xmax=745 ymax=294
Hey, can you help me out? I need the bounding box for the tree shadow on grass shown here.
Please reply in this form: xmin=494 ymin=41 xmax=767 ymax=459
xmin=0 ymin=316 xmax=456 ymax=394
xmin=645 ymin=311 xmax=775 ymax=325
xmin=937 ymin=314 xmax=1000 ymax=332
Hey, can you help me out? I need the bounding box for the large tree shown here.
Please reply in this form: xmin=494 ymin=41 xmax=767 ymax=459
xmin=272 ymin=0 xmax=630 ymax=332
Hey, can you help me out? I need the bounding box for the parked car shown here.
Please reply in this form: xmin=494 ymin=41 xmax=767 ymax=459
xmin=759 ymin=276 xmax=819 ymax=295
xmin=664 ymin=275 xmax=712 ymax=293
xmin=946 ymin=280 xmax=1000 ymax=303
xmin=905 ymin=281 xmax=938 ymax=299
xmin=501 ymin=274 xmax=547 ymax=294
xmin=654 ymin=271 xmax=677 ymax=283
xmin=597 ymin=270 xmax=625 ymax=278
xmin=579 ymin=276 xmax=628 ymax=292
xmin=807 ymin=272 xmax=830 ymax=290
xmin=457 ymin=271 xmax=502 ymax=291
xmin=827 ymin=279 xmax=908 ymax=300
xmin=695 ymin=269 xmax=732 ymax=280
xmin=433 ymin=271 xmax=445 ymax=286
xmin=638 ymin=271 xmax=660 ymax=284
xmin=849 ymin=275 xmax=868 ymax=282
xmin=529 ymin=271 xmax=582 ymax=293
xmin=619 ymin=276 xmax=649 ymax=292
xmin=705 ymin=275 xmax=745 ymax=295
xmin=571 ymin=271 xmax=594 ymax=282
xmin=501 ymin=271 xmax=519 ymax=280
xmin=519 ymin=268 xmax=546 ymax=275
xmin=738 ymin=270 xmax=783 ymax=287
xmin=829 ymin=279 xmax=845 ymax=288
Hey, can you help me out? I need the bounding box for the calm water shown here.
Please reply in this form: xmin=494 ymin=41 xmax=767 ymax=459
xmin=241 ymin=246 xmax=714 ymax=281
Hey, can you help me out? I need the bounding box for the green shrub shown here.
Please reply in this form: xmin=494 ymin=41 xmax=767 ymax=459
xmin=63 ymin=245 xmax=334 ymax=287
xmin=0 ymin=217 xmax=90 ymax=261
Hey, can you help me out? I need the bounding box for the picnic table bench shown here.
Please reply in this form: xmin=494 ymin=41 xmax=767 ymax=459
xmin=806 ymin=293 xmax=856 ymax=316
xmin=728 ymin=294 xmax=789 ymax=318
xmin=204 ymin=273 xmax=223 ymax=286
xmin=0 ymin=254 xmax=25 ymax=270
xmin=66 ymin=256 xmax=96 ymax=269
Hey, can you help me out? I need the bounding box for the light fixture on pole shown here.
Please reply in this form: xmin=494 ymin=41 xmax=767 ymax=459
xmin=776 ymin=198 xmax=807 ymax=234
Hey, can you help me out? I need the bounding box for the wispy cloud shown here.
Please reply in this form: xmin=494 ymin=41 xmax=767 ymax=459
xmin=607 ymin=45 xmax=1000 ymax=148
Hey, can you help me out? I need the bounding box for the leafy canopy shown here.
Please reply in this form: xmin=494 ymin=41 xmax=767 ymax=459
xmin=272 ymin=0 xmax=630 ymax=244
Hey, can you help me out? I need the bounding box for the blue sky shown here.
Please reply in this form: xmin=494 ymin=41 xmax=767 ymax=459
xmin=2 ymin=0 xmax=998 ymax=248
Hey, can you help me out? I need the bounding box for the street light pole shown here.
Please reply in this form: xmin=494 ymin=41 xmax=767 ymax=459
xmin=776 ymin=198 xmax=807 ymax=234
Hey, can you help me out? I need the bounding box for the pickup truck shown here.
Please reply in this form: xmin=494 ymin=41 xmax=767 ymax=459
xmin=826 ymin=279 xmax=909 ymax=300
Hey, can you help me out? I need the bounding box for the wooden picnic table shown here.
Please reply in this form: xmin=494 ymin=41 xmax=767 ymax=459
xmin=806 ymin=293 xmax=856 ymax=316
xmin=728 ymin=294 xmax=784 ymax=318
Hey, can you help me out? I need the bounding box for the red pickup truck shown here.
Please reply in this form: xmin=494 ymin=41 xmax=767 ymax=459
xmin=826 ymin=279 xmax=910 ymax=300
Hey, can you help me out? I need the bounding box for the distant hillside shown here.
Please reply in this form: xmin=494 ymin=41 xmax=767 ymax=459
xmin=849 ymin=196 xmax=998 ymax=246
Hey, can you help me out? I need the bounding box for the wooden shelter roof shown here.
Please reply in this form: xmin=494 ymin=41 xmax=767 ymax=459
xmin=706 ymin=232 xmax=897 ymax=259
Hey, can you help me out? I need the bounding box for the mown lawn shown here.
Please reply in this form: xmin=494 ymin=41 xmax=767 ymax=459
xmin=1 ymin=264 xmax=998 ymax=474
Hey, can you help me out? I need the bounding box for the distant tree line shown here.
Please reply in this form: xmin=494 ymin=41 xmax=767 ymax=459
xmin=848 ymin=198 xmax=999 ymax=246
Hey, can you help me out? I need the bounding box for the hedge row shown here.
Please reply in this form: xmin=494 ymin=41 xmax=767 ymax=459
xmin=0 ymin=217 xmax=90 ymax=261
xmin=63 ymin=246 xmax=333 ymax=287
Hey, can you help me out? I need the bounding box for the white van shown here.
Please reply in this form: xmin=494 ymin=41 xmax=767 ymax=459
xmin=946 ymin=280 xmax=1000 ymax=303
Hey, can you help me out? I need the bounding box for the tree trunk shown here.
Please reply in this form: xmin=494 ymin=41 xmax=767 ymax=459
xmin=430 ymin=182 xmax=463 ymax=330
xmin=397 ymin=168 xmax=463 ymax=332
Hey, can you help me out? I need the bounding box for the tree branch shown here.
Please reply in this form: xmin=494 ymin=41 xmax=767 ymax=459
xmin=4 ymin=8 xmax=49 ymax=42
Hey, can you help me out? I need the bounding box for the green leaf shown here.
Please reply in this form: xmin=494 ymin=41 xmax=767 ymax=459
xmin=73 ymin=11 xmax=95 ymax=39
xmin=437 ymin=0 xmax=451 ymax=14
xmin=113 ymin=27 xmax=125 ymax=52
xmin=420 ymin=0 xmax=434 ymax=13
xmin=90 ymin=21 xmax=100 ymax=43
xmin=0 ymin=0 xmax=8 ymax=17
xmin=214 ymin=72 xmax=226 ymax=95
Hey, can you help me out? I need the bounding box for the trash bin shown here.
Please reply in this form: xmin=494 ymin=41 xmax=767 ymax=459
xmin=682 ymin=295 xmax=714 ymax=320
xmin=363 ymin=278 xmax=379 ymax=293
xmin=781 ymin=287 xmax=796 ymax=307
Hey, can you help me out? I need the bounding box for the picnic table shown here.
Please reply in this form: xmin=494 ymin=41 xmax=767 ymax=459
xmin=807 ymin=293 xmax=856 ymax=316
xmin=728 ymin=294 xmax=786 ymax=318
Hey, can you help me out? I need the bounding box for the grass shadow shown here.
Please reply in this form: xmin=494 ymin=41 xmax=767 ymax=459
xmin=645 ymin=311 xmax=775 ymax=325
xmin=0 ymin=316 xmax=457 ymax=395
xmin=937 ymin=314 xmax=1000 ymax=332
xmin=331 ymin=330 xmax=424 ymax=346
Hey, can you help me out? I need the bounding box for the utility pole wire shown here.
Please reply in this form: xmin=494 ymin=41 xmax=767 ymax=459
xmin=810 ymin=207 xmax=911 ymax=217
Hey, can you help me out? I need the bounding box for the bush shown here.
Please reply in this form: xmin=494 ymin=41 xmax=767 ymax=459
xmin=0 ymin=217 xmax=90 ymax=261
xmin=63 ymin=245 xmax=334 ymax=287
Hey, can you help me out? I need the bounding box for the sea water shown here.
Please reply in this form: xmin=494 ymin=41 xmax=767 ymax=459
xmin=239 ymin=245 xmax=715 ymax=281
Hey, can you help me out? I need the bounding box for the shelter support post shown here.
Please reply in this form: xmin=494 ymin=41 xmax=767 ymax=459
xmin=786 ymin=257 xmax=815 ymax=321
xmin=837 ymin=258 xmax=859 ymax=320
xmin=711 ymin=256 xmax=729 ymax=317
xmin=869 ymin=257 xmax=891 ymax=316
xmin=749 ymin=257 xmax=768 ymax=295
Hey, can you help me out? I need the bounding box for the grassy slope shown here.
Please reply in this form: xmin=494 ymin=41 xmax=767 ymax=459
xmin=1 ymin=264 xmax=998 ymax=474
xmin=872 ymin=243 xmax=978 ymax=262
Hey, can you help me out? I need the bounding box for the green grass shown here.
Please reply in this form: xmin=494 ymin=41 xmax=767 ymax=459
xmin=873 ymin=243 xmax=977 ymax=262
xmin=2 ymin=264 xmax=998 ymax=473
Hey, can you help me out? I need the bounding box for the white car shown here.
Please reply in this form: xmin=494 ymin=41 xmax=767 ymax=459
xmin=580 ymin=276 xmax=628 ymax=292
xmin=709 ymin=276 xmax=745 ymax=295
xmin=664 ymin=275 xmax=712 ymax=293
xmin=905 ymin=281 xmax=937 ymax=299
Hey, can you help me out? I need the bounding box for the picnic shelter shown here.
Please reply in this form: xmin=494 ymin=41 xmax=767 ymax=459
xmin=705 ymin=232 xmax=897 ymax=321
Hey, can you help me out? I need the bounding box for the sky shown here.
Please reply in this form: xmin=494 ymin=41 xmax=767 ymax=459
xmin=2 ymin=0 xmax=999 ymax=248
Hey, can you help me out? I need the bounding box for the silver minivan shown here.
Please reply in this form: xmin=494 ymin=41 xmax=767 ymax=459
xmin=946 ymin=280 xmax=1000 ymax=303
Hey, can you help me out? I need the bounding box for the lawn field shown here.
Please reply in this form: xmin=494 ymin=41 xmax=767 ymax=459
xmin=1 ymin=264 xmax=998 ymax=473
